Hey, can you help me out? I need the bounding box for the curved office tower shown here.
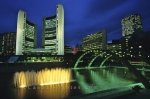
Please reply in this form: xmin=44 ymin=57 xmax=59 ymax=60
xmin=57 ymin=4 xmax=64 ymax=55
xmin=16 ymin=10 xmax=26 ymax=55
xmin=43 ymin=16 xmax=57 ymax=54
xmin=24 ymin=21 xmax=37 ymax=53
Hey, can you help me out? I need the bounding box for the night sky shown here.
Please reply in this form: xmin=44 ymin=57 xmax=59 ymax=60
xmin=0 ymin=0 xmax=150 ymax=47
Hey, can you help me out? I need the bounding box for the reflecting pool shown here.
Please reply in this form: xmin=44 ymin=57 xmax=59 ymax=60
xmin=0 ymin=67 xmax=144 ymax=99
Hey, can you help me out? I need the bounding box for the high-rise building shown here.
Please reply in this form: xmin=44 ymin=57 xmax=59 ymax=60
xmin=121 ymin=14 xmax=142 ymax=37
xmin=24 ymin=20 xmax=37 ymax=53
xmin=81 ymin=30 xmax=107 ymax=52
xmin=121 ymin=14 xmax=143 ymax=58
xmin=57 ymin=4 xmax=64 ymax=55
xmin=43 ymin=16 xmax=57 ymax=54
xmin=16 ymin=10 xmax=26 ymax=55
xmin=0 ymin=32 xmax=16 ymax=56
xmin=16 ymin=10 xmax=37 ymax=55
xmin=43 ymin=4 xmax=64 ymax=55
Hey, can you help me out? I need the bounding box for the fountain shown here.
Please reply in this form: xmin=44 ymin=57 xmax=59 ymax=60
xmin=13 ymin=68 xmax=72 ymax=88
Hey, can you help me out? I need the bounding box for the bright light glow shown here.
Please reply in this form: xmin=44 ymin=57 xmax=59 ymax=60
xmin=139 ymin=45 xmax=142 ymax=48
xmin=14 ymin=68 xmax=72 ymax=88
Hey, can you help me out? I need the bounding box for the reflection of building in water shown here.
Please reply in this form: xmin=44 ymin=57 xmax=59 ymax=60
xmin=37 ymin=83 xmax=70 ymax=99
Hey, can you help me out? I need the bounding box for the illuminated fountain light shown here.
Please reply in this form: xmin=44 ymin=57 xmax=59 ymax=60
xmin=14 ymin=72 xmax=27 ymax=88
xmin=13 ymin=68 xmax=72 ymax=88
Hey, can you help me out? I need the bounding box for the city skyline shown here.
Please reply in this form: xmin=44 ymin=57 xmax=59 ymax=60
xmin=0 ymin=0 xmax=150 ymax=47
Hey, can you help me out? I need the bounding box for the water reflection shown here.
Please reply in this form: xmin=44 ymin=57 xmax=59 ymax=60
xmin=74 ymin=69 xmax=134 ymax=94
xmin=13 ymin=68 xmax=71 ymax=99
xmin=37 ymin=83 xmax=70 ymax=99
xmin=15 ymin=88 xmax=26 ymax=99
xmin=12 ymin=68 xmax=136 ymax=98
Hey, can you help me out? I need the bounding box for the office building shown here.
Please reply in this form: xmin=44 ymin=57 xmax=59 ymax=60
xmin=24 ymin=20 xmax=37 ymax=53
xmin=81 ymin=30 xmax=107 ymax=52
xmin=43 ymin=16 xmax=57 ymax=55
xmin=107 ymin=40 xmax=122 ymax=57
xmin=43 ymin=4 xmax=64 ymax=55
xmin=64 ymin=45 xmax=72 ymax=54
xmin=0 ymin=32 xmax=16 ymax=56
xmin=121 ymin=14 xmax=143 ymax=58
xmin=16 ymin=10 xmax=37 ymax=55
xmin=121 ymin=14 xmax=142 ymax=37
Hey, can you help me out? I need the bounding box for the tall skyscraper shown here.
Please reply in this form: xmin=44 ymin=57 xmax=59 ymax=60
xmin=16 ymin=10 xmax=26 ymax=55
xmin=16 ymin=10 xmax=37 ymax=55
xmin=43 ymin=4 xmax=64 ymax=55
xmin=57 ymin=4 xmax=64 ymax=55
xmin=121 ymin=14 xmax=142 ymax=37
xmin=121 ymin=14 xmax=143 ymax=58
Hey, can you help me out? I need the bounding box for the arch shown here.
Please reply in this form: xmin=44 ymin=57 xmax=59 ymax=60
xmin=99 ymin=55 xmax=112 ymax=68
xmin=87 ymin=52 xmax=106 ymax=68
xmin=74 ymin=51 xmax=93 ymax=68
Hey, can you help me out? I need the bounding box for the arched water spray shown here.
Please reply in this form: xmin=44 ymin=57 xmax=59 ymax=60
xmin=74 ymin=51 xmax=92 ymax=68
xmin=99 ymin=55 xmax=112 ymax=68
xmin=74 ymin=70 xmax=95 ymax=94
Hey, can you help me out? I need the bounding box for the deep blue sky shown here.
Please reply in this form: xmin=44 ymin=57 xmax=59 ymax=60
xmin=0 ymin=0 xmax=150 ymax=47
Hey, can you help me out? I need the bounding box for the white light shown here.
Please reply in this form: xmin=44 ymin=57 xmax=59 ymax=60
xmin=139 ymin=46 xmax=142 ymax=48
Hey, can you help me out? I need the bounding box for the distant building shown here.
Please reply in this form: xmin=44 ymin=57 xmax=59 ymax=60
xmin=121 ymin=14 xmax=143 ymax=58
xmin=0 ymin=32 xmax=16 ymax=56
xmin=16 ymin=10 xmax=37 ymax=55
xmin=107 ymin=40 xmax=122 ymax=57
xmin=64 ymin=45 xmax=72 ymax=54
xmin=121 ymin=14 xmax=142 ymax=37
xmin=42 ymin=4 xmax=64 ymax=55
xmin=81 ymin=30 xmax=107 ymax=52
